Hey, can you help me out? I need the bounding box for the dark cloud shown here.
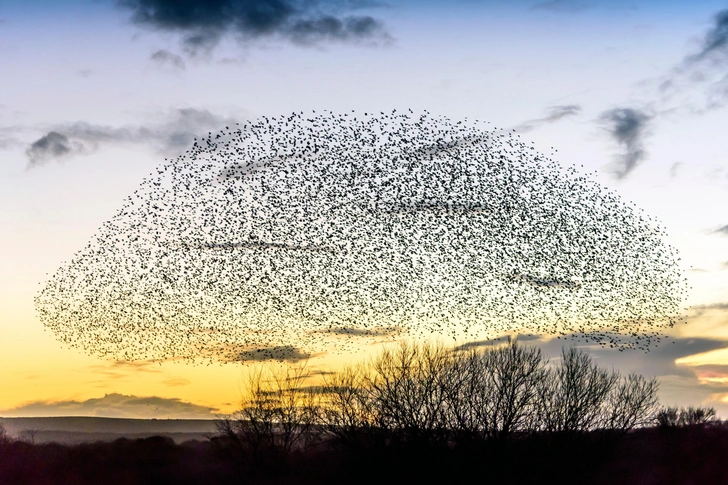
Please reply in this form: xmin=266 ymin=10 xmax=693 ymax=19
xmin=24 ymin=108 xmax=240 ymax=167
xmin=690 ymin=302 xmax=728 ymax=317
xmin=288 ymin=14 xmax=385 ymax=45
xmin=314 ymin=326 xmax=401 ymax=337
xmin=181 ymin=241 xmax=337 ymax=252
xmin=0 ymin=393 xmax=218 ymax=419
xmin=658 ymin=9 xmax=728 ymax=112
xmin=514 ymin=104 xmax=581 ymax=133
xmin=544 ymin=104 xmax=581 ymax=121
xmin=598 ymin=107 xmax=652 ymax=179
xmin=534 ymin=335 xmax=728 ymax=380
xmin=235 ymin=346 xmax=312 ymax=362
xmin=688 ymin=9 xmax=728 ymax=63
xmin=712 ymin=224 xmax=728 ymax=236
xmin=531 ymin=0 xmax=590 ymax=13
xmin=452 ymin=334 xmax=541 ymax=352
xmin=150 ymin=49 xmax=186 ymax=69
xmin=507 ymin=272 xmax=581 ymax=290
xmin=117 ymin=0 xmax=390 ymax=54
xmin=25 ymin=131 xmax=89 ymax=167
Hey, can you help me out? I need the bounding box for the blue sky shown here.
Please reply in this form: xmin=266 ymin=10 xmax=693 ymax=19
xmin=1 ymin=0 xmax=728 ymax=418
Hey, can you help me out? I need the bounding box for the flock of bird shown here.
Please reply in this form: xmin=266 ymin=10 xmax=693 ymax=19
xmin=34 ymin=110 xmax=688 ymax=362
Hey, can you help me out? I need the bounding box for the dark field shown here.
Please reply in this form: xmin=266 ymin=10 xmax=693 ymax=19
xmin=0 ymin=417 xmax=218 ymax=445
xmin=1 ymin=425 xmax=728 ymax=485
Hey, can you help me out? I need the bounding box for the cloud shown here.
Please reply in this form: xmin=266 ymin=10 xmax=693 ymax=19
xmin=320 ymin=326 xmax=400 ymax=337
xmin=117 ymin=0 xmax=391 ymax=55
xmin=449 ymin=335 xmax=728 ymax=414
xmin=690 ymin=302 xmax=728 ymax=317
xmin=507 ymin=272 xmax=581 ymax=290
xmin=288 ymin=14 xmax=385 ymax=46
xmin=0 ymin=133 xmax=20 ymax=150
xmin=712 ymin=224 xmax=728 ymax=236
xmin=452 ymin=334 xmax=541 ymax=352
xmin=25 ymin=131 xmax=90 ymax=167
xmin=658 ymin=9 xmax=728 ymax=112
xmin=162 ymin=378 xmax=191 ymax=387
xmin=536 ymin=335 xmax=728 ymax=379
xmin=0 ymin=393 xmax=218 ymax=419
xmin=235 ymin=346 xmax=313 ymax=362
xmin=150 ymin=49 xmax=186 ymax=70
xmin=669 ymin=162 xmax=682 ymax=178
xmin=687 ymin=9 xmax=728 ymax=63
xmin=25 ymin=108 xmax=240 ymax=167
xmin=85 ymin=361 xmax=163 ymax=383
xmin=531 ymin=0 xmax=590 ymax=13
xmin=514 ymin=104 xmax=581 ymax=133
xmin=598 ymin=107 xmax=652 ymax=179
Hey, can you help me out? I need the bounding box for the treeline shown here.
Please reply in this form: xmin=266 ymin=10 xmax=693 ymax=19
xmin=216 ymin=340 xmax=716 ymax=457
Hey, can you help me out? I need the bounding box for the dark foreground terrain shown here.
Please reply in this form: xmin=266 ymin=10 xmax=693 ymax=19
xmin=1 ymin=425 xmax=727 ymax=485
xmin=0 ymin=417 xmax=218 ymax=445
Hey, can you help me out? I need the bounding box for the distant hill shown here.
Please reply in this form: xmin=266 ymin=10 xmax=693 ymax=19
xmin=0 ymin=416 xmax=219 ymax=444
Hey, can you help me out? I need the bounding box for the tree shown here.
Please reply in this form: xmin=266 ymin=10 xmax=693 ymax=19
xmin=679 ymin=406 xmax=717 ymax=426
xmin=225 ymin=362 xmax=321 ymax=464
xmin=656 ymin=406 xmax=717 ymax=428
xmin=364 ymin=341 xmax=451 ymax=444
xmin=655 ymin=406 xmax=679 ymax=428
xmin=20 ymin=428 xmax=42 ymax=444
xmin=536 ymin=347 xmax=619 ymax=433
xmin=322 ymin=365 xmax=374 ymax=447
xmin=479 ymin=339 xmax=546 ymax=439
xmin=602 ymin=373 xmax=659 ymax=432
xmin=443 ymin=339 xmax=547 ymax=440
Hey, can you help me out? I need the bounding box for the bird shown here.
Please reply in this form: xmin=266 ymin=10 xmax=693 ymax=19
xmin=34 ymin=110 xmax=688 ymax=364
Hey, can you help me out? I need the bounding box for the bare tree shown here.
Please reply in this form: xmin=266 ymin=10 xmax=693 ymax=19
xmin=219 ymin=339 xmax=675 ymax=454
xmin=655 ymin=406 xmax=679 ymax=428
xmin=679 ymin=406 xmax=717 ymax=426
xmin=322 ymin=365 xmax=374 ymax=446
xmin=228 ymin=362 xmax=321 ymax=461
xmin=480 ymin=339 xmax=547 ymax=439
xmin=365 ymin=341 xmax=451 ymax=444
xmin=655 ymin=405 xmax=717 ymax=428
xmin=441 ymin=348 xmax=490 ymax=441
xmin=536 ymin=347 xmax=619 ymax=433
xmin=20 ymin=428 xmax=41 ymax=445
xmin=442 ymin=340 xmax=547 ymax=440
xmin=602 ymin=373 xmax=659 ymax=432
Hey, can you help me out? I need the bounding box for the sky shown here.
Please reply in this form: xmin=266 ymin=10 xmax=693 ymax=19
xmin=1 ymin=0 xmax=728 ymax=419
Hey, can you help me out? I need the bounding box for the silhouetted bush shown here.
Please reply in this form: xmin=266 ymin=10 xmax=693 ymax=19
xmin=656 ymin=405 xmax=717 ymax=428
xmin=656 ymin=406 xmax=680 ymax=427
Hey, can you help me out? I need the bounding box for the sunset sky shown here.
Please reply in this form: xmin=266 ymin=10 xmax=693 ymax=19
xmin=2 ymin=0 xmax=728 ymax=419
